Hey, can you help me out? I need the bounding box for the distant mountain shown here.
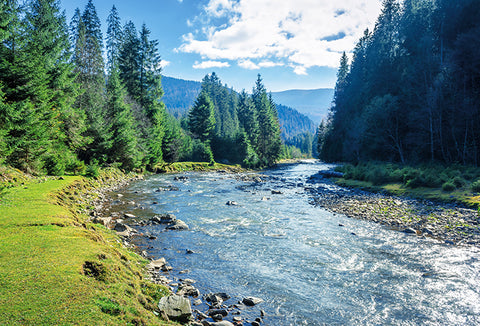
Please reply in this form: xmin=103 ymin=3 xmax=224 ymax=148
xmin=276 ymin=104 xmax=316 ymax=140
xmin=161 ymin=75 xmax=317 ymax=140
xmin=161 ymin=76 xmax=201 ymax=117
xmin=270 ymin=89 xmax=334 ymax=123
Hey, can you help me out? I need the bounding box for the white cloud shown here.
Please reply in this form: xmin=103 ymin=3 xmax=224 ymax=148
xmin=179 ymin=0 xmax=382 ymax=74
xmin=159 ymin=60 xmax=170 ymax=70
xmin=193 ymin=60 xmax=231 ymax=69
xmin=238 ymin=59 xmax=259 ymax=70
xmin=258 ymin=60 xmax=284 ymax=68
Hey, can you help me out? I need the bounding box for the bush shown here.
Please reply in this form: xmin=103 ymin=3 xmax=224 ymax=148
xmin=85 ymin=161 xmax=100 ymax=178
xmin=442 ymin=182 xmax=456 ymax=192
xmin=43 ymin=153 xmax=66 ymax=176
xmin=452 ymin=176 xmax=466 ymax=188
xmin=190 ymin=140 xmax=214 ymax=163
xmin=366 ymin=165 xmax=389 ymax=185
xmin=471 ymin=180 xmax=480 ymax=193
xmin=66 ymin=159 xmax=86 ymax=175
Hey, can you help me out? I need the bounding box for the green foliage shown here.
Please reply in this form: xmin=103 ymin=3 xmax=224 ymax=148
xmin=85 ymin=160 xmax=100 ymax=178
xmin=442 ymin=182 xmax=456 ymax=192
xmin=188 ymin=90 xmax=216 ymax=142
xmin=471 ymin=180 xmax=480 ymax=193
xmin=95 ymin=297 xmax=124 ymax=316
xmin=320 ymin=0 xmax=480 ymax=166
xmin=43 ymin=152 xmax=66 ymax=176
xmin=190 ymin=139 xmax=214 ymax=163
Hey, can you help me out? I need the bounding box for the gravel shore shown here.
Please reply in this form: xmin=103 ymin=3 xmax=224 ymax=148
xmin=307 ymin=172 xmax=480 ymax=247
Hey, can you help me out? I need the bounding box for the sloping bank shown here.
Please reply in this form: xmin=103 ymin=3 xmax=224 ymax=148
xmin=0 ymin=167 xmax=177 ymax=325
xmin=308 ymin=171 xmax=480 ymax=246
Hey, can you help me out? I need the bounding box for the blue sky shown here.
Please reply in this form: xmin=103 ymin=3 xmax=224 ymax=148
xmin=59 ymin=0 xmax=382 ymax=92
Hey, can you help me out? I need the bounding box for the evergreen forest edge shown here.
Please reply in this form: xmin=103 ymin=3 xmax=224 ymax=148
xmin=0 ymin=0 xmax=315 ymax=177
xmin=315 ymin=0 xmax=480 ymax=205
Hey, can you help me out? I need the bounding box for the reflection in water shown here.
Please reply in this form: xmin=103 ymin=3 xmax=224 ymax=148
xmin=114 ymin=161 xmax=480 ymax=325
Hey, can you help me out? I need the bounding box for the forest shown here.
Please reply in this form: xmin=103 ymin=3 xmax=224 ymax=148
xmin=319 ymin=0 xmax=480 ymax=166
xmin=0 ymin=0 xmax=289 ymax=175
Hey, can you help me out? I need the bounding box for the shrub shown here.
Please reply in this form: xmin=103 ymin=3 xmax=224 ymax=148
xmin=85 ymin=161 xmax=100 ymax=178
xmin=452 ymin=176 xmax=466 ymax=189
xmin=471 ymin=180 xmax=480 ymax=193
xmin=366 ymin=165 xmax=389 ymax=185
xmin=442 ymin=182 xmax=456 ymax=192
xmin=66 ymin=159 xmax=86 ymax=175
xmin=43 ymin=153 xmax=66 ymax=176
xmin=95 ymin=297 xmax=123 ymax=316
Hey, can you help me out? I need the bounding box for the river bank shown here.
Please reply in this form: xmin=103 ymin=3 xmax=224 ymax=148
xmin=307 ymin=171 xmax=480 ymax=247
xmin=95 ymin=162 xmax=480 ymax=325
xmin=0 ymin=167 xmax=176 ymax=325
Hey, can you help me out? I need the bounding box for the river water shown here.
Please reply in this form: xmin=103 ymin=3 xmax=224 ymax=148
xmin=113 ymin=161 xmax=480 ymax=325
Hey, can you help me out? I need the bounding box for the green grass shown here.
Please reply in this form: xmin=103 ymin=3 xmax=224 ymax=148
xmin=154 ymin=161 xmax=243 ymax=173
xmin=335 ymin=162 xmax=480 ymax=208
xmin=0 ymin=171 xmax=177 ymax=325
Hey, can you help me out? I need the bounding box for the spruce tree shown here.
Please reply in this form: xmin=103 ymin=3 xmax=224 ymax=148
xmin=106 ymin=68 xmax=138 ymax=170
xmin=106 ymin=5 xmax=122 ymax=74
xmin=252 ymin=75 xmax=282 ymax=166
xmin=188 ymin=90 xmax=215 ymax=143
xmin=72 ymin=0 xmax=110 ymax=163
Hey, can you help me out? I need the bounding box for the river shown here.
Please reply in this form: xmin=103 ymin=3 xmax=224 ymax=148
xmin=111 ymin=161 xmax=480 ymax=325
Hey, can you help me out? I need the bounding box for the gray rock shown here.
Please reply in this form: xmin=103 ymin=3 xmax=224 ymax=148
xmin=177 ymin=284 xmax=200 ymax=297
xmin=211 ymin=321 xmax=234 ymax=326
xmin=166 ymin=219 xmax=189 ymax=230
xmin=403 ymin=227 xmax=417 ymax=234
xmin=92 ymin=216 xmax=112 ymax=227
xmin=158 ymin=294 xmax=192 ymax=323
xmin=113 ymin=222 xmax=136 ymax=237
xmin=124 ymin=213 xmax=136 ymax=218
xmin=147 ymin=258 xmax=167 ymax=270
xmin=226 ymin=201 xmax=239 ymax=206
xmin=242 ymin=297 xmax=263 ymax=306
xmin=271 ymin=190 xmax=283 ymax=195
xmin=208 ymin=309 xmax=228 ymax=317
xmin=193 ymin=299 xmax=202 ymax=306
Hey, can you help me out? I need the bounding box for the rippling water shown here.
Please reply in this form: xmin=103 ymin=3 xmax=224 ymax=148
xmin=114 ymin=161 xmax=480 ymax=325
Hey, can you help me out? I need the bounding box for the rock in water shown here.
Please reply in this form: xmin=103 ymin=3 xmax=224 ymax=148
xmin=242 ymin=296 xmax=263 ymax=306
xmin=166 ymin=219 xmax=189 ymax=230
xmin=158 ymin=294 xmax=192 ymax=323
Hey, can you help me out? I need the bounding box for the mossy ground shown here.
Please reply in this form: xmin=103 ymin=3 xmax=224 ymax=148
xmin=154 ymin=161 xmax=243 ymax=173
xmin=0 ymin=170 xmax=177 ymax=325
xmin=335 ymin=163 xmax=480 ymax=208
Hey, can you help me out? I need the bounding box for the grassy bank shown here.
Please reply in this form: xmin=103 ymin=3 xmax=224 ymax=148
xmin=334 ymin=162 xmax=480 ymax=208
xmin=0 ymin=167 xmax=175 ymax=325
xmin=154 ymin=161 xmax=243 ymax=173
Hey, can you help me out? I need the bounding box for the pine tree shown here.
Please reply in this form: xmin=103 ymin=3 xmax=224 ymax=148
xmin=237 ymin=90 xmax=258 ymax=146
xmin=119 ymin=21 xmax=140 ymax=97
xmin=72 ymin=0 xmax=110 ymax=163
xmin=106 ymin=68 xmax=138 ymax=170
xmin=26 ymin=0 xmax=84 ymax=171
xmin=252 ymin=75 xmax=282 ymax=166
xmin=188 ymin=91 xmax=215 ymax=143
xmin=106 ymin=5 xmax=122 ymax=74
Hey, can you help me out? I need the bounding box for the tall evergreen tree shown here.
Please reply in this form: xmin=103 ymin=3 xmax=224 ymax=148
xmin=106 ymin=5 xmax=122 ymax=74
xmin=252 ymin=75 xmax=282 ymax=166
xmin=119 ymin=21 xmax=140 ymax=97
xmin=106 ymin=67 xmax=138 ymax=170
xmin=188 ymin=90 xmax=215 ymax=143
xmin=72 ymin=0 xmax=109 ymax=163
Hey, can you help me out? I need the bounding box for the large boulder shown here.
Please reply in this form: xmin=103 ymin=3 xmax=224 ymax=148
xmin=242 ymin=296 xmax=263 ymax=306
xmin=158 ymin=294 xmax=192 ymax=323
xmin=166 ymin=219 xmax=189 ymax=230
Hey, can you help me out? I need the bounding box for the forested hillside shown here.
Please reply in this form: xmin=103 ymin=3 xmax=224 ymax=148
xmin=271 ymin=88 xmax=334 ymax=123
xmin=0 ymin=0 xmax=288 ymax=174
xmin=161 ymin=76 xmax=201 ymax=117
xmin=161 ymin=76 xmax=317 ymax=158
xmin=319 ymin=0 xmax=480 ymax=165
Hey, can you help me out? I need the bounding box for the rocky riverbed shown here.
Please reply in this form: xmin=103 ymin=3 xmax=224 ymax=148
xmin=307 ymin=171 xmax=480 ymax=247
xmin=89 ymin=172 xmax=268 ymax=326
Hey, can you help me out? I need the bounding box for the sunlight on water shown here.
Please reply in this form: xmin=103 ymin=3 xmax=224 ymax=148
xmin=119 ymin=162 xmax=480 ymax=325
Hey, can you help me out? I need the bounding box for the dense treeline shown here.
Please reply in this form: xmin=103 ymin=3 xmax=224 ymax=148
xmin=319 ymin=0 xmax=480 ymax=166
xmin=0 ymin=0 xmax=285 ymax=175
xmin=186 ymin=72 xmax=283 ymax=167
